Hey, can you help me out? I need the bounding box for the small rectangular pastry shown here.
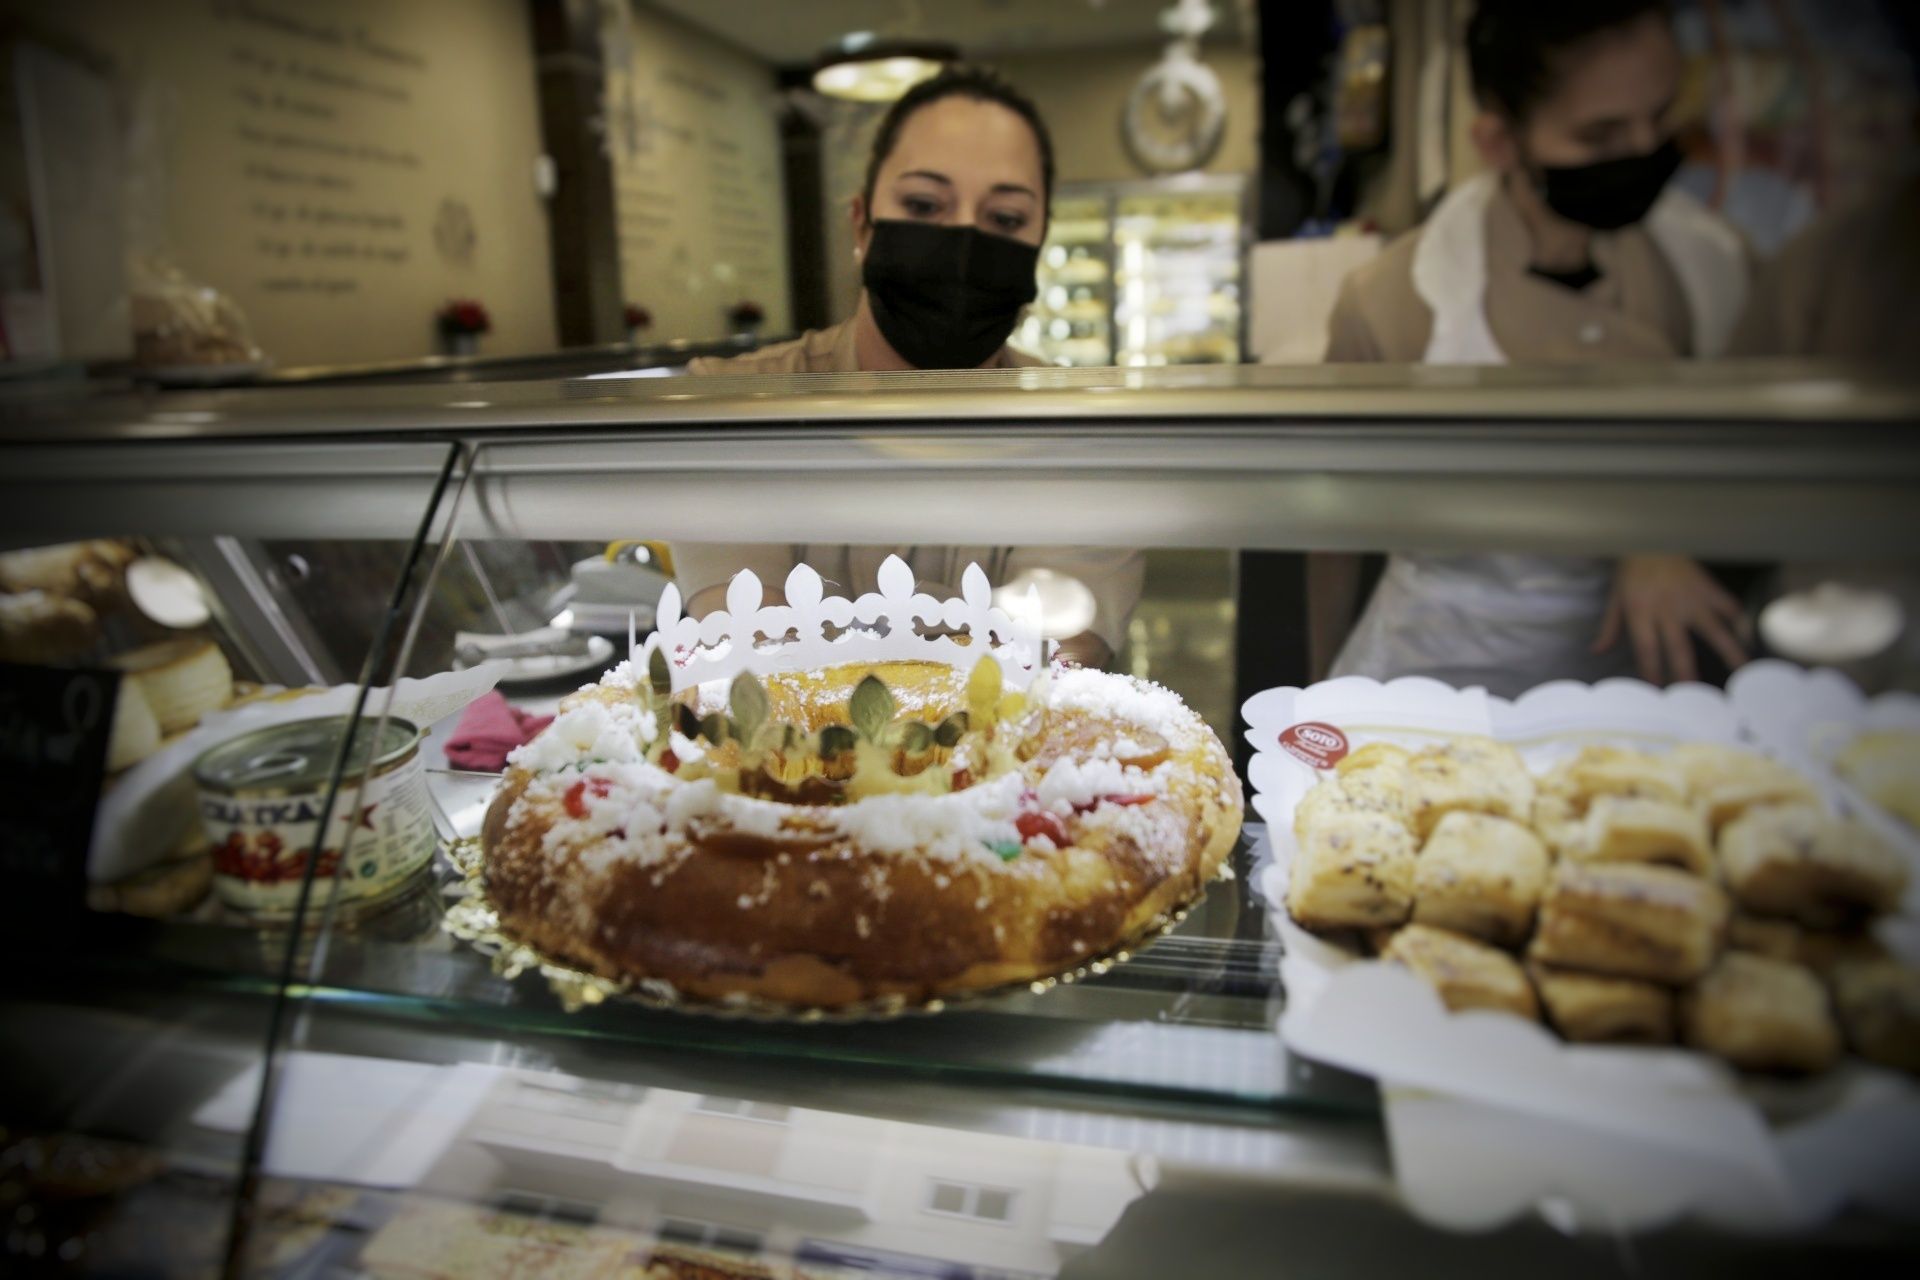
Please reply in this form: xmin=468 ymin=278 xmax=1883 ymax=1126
xmin=1574 ymin=794 xmax=1714 ymax=877
xmin=1337 ymin=741 xmax=1412 ymax=776
xmin=1528 ymin=962 xmax=1675 ymax=1044
xmin=1381 ymin=923 xmax=1539 ymax=1020
xmin=1561 ymin=745 xmax=1686 ymax=806
xmin=1293 ymin=772 xmax=1410 ymax=840
xmin=1681 ymin=952 xmax=1842 ymax=1074
xmin=1793 ymin=928 xmax=1888 ymax=975
xmin=1404 ymin=735 xmax=1536 ymax=840
xmin=1292 ymin=778 xmax=1355 ymax=841
xmin=1725 ymin=912 xmax=1802 ymax=961
xmin=1529 ymin=862 xmax=1729 ymax=985
xmin=1717 ymin=803 xmax=1907 ymax=928
xmin=1828 ymin=959 xmax=1920 ymax=1075
xmin=1286 ymin=809 xmax=1418 ymax=932
xmin=1333 ymin=742 xmax=1416 ymax=832
xmin=1667 ymin=743 xmax=1821 ymax=830
xmin=1531 ymin=787 xmax=1585 ymax=860
xmin=1836 ymin=730 xmax=1920 ymax=828
xmin=1411 ymin=811 xmax=1550 ymax=947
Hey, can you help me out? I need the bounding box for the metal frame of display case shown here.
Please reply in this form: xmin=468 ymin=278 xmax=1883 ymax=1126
xmin=7 ymin=363 xmax=1915 ymax=557
xmin=4 ymin=362 xmax=1920 ymax=1275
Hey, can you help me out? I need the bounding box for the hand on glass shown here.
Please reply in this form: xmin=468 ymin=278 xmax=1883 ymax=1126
xmin=1592 ymin=554 xmax=1749 ymax=685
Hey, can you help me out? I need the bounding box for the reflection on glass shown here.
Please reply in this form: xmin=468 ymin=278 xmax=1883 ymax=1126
xmin=1016 ymin=183 xmax=1244 ymax=369
xmin=240 ymin=1066 xmax=1148 ymax=1278
xmin=1019 ymin=194 xmax=1114 ymax=367
xmin=1113 ymin=188 xmax=1243 ymax=368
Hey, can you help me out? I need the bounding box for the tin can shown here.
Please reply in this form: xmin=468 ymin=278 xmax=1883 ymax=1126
xmin=194 ymin=715 xmax=435 ymax=916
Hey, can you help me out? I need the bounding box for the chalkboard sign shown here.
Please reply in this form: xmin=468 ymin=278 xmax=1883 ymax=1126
xmin=0 ymin=662 xmax=120 ymax=917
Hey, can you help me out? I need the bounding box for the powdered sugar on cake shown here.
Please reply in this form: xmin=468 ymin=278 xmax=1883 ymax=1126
xmin=504 ymin=663 xmax=1211 ymax=882
xmin=1050 ymin=668 xmax=1202 ymax=749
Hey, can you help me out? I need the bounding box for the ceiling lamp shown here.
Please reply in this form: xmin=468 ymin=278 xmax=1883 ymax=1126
xmin=811 ymin=33 xmax=957 ymax=103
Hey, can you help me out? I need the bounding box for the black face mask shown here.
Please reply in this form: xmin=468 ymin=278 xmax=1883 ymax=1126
xmin=861 ymin=219 xmax=1039 ymax=369
xmin=1529 ymin=138 xmax=1683 ymax=231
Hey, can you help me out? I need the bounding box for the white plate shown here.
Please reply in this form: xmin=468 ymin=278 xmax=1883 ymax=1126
xmin=457 ymin=634 xmax=613 ymax=684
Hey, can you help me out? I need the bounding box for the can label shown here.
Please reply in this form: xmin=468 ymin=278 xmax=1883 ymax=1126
xmin=1278 ymin=721 xmax=1350 ymax=770
xmin=203 ymin=748 xmax=435 ymax=915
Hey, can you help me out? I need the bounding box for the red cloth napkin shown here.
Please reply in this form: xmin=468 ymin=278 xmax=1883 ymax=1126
xmin=445 ymin=691 xmax=554 ymax=772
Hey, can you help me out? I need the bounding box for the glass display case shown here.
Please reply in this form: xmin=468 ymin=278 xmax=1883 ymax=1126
xmin=1017 ymin=178 xmax=1244 ymax=368
xmin=1022 ymin=194 xmax=1115 ymax=369
xmin=3 ymin=363 xmax=1918 ymax=1276
xmin=1112 ymin=181 xmax=1243 ymax=367
xmin=0 ymin=435 xmax=461 ymax=1277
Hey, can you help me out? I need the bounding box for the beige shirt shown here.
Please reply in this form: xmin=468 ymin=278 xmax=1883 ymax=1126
xmin=1324 ymin=181 xmax=1696 ymax=363
xmin=672 ymin=319 xmax=1142 ymax=654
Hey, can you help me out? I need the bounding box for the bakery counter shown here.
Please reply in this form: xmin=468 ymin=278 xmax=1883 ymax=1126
xmin=3 ymin=362 xmax=1920 ymax=1274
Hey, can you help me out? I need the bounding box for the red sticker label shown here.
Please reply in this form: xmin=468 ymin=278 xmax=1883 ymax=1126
xmin=1278 ymin=721 xmax=1349 ymax=769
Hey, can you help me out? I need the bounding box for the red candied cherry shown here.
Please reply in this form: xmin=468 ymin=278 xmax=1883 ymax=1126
xmin=565 ymin=775 xmax=616 ymax=818
xmin=1015 ymin=810 xmax=1069 ymax=846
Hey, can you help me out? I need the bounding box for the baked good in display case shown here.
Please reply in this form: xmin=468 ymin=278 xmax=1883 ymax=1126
xmin=1681 ymin=952 xmax=1843 ymax=1074
xmin=1247 ymin=670 xmax=1920 ymax=1227
xmin=0 ymin=589 xmax=99 ymax=663
xmin=1835 ymin=730 xmax=1920 ymax=828
xmin=1528 ymin=861 xmax=1728 ymax=985
xmin=111 ymin=637 xmax=234 ymax=735
xmin=1527 ymin=962 xmax=1675 ymax=1044
xmin=1718 ymin=803 xmax=1906 ymax=927
xmin=1828 ymin=958 xmax=1920 ymax=1073
xmin=1409 ymin=811 xmax=1549 ymax=947
xmin=1284 ymin=808 xmax=1416 ymax=931
xmin=471 ymin=559 xmax=1242 ymax=1013
xmin=1247 ymin=673 xmax=1920 ymax=1083
xmin=1380 ymin=922 xmax=1538 ymax=1019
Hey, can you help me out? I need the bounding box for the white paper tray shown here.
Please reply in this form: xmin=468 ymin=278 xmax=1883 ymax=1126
xmin=1241 ymin=670 xmax=1920 ymax=1232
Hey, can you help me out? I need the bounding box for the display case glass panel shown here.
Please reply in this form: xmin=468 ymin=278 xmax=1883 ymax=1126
xmin=0 ymin=438 xmax=458 ymax=1274
xmin=5 ymin=365 xmax=1918 ymax=1274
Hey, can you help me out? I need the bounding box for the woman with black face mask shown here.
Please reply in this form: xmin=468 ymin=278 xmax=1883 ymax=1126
xmin=1314 ymin=0 xmax=1754 ymax=697
xmin=674 ymin=66 xmax=1142 ymax=667
xmin=688 ymin=64 xmax=1051 ymax=375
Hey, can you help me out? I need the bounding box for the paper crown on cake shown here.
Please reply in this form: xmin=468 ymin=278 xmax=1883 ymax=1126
xmin=630 ymin=556 xmax=1047 ymax=694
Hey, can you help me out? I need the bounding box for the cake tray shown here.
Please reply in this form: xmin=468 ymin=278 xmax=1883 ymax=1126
xmin=440 ymin=836 xmax=1229 ymax=1022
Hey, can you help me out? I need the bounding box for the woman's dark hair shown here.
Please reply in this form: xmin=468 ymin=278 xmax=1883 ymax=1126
xmin=859 ymin=64 xmax=1055 ymax=217
xmin=1467 ymin=0 xmax=1672 ymax=122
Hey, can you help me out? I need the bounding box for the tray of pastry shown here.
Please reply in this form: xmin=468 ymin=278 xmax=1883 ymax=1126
xmin=1241 ymin=673 xmax=1920 ymax=1227
xmin=1730 ymin=659 xmax=1920 ymax=873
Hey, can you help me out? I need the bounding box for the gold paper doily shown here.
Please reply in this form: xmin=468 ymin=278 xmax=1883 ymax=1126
xmin=440 ymin=836 xmax=1231 ymax=1021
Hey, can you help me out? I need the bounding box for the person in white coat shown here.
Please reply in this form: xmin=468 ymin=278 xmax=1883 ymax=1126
xmin=1318 ymin=0 xmax=1752 ymax=697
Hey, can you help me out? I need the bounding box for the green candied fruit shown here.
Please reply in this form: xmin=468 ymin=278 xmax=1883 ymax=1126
xmin=984 ymin=839 xmax=1021 ymax=862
